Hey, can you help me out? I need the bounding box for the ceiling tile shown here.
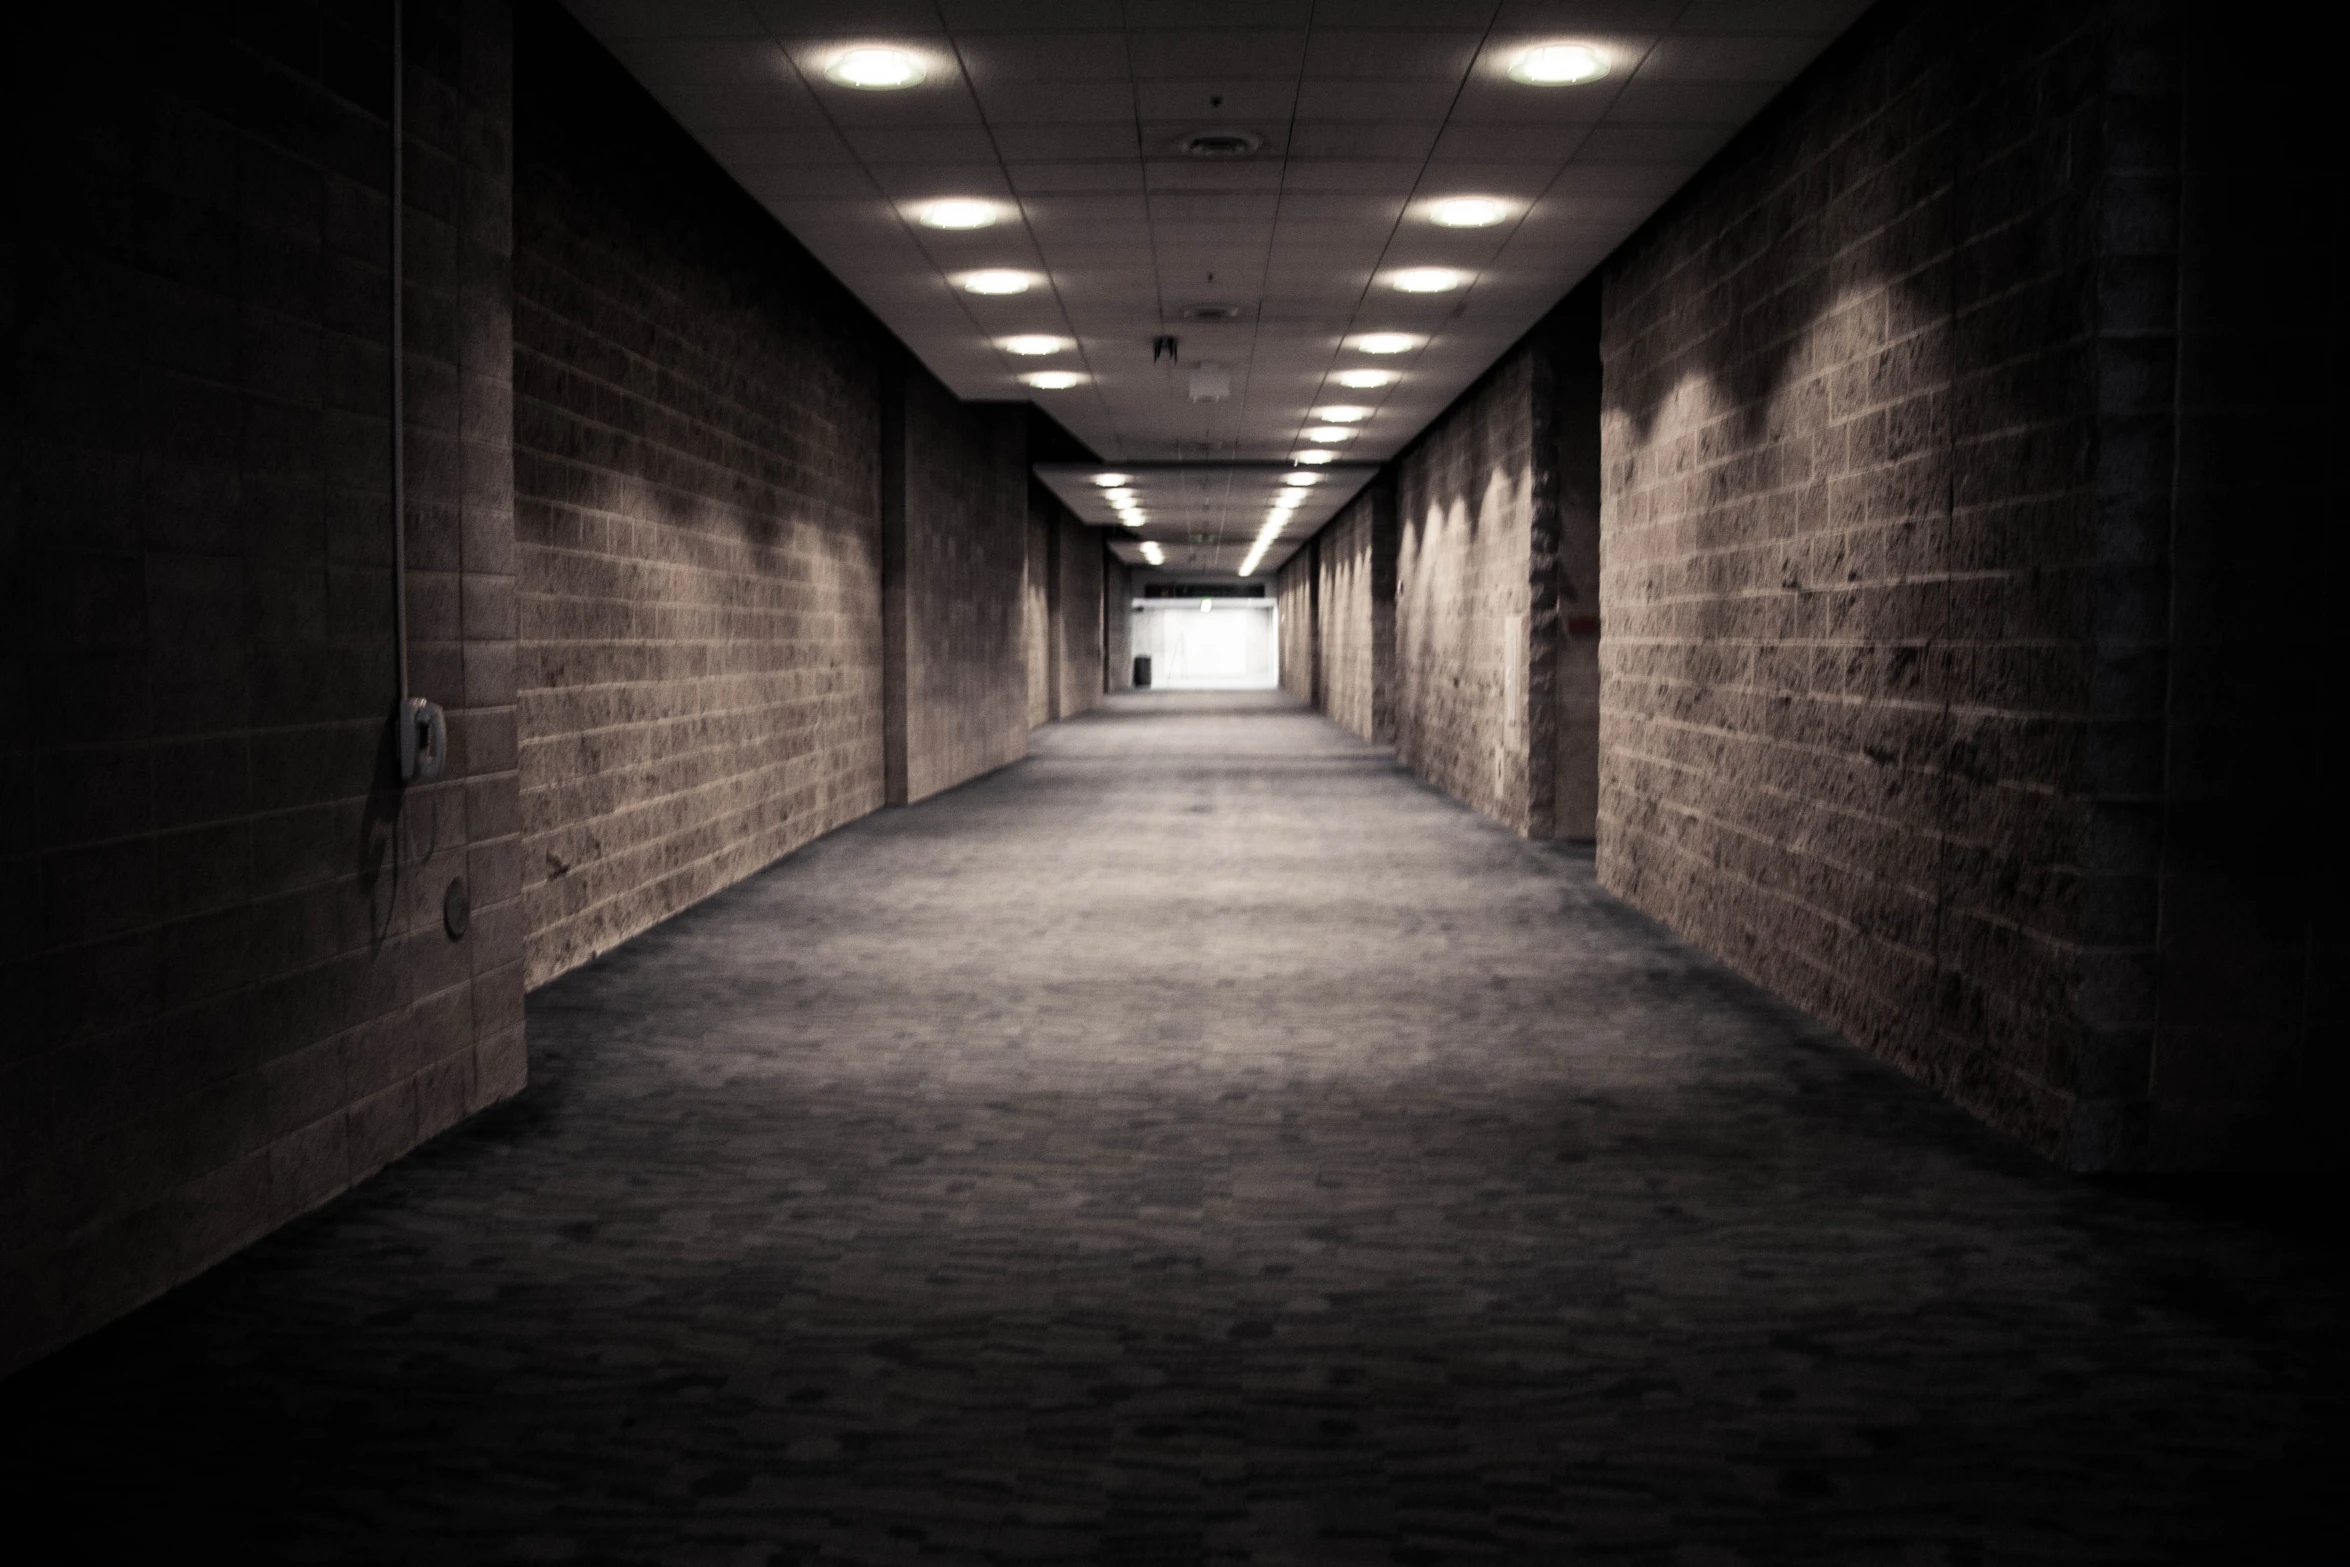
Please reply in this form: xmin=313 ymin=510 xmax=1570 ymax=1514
xmin=1126 ymin=32 xmax=1310 ymax=79
xmin=991 ymin=123 xmax=1138 ymax=160
xmin=1637 ymin=33 xmax=1834 ymax=81
xmin=865 ymin=162 xmax=1017 ymax=197
xmin=1009 ymin=162 xmax=1148 ymax=194
xmin=1430 ymin=123 xmax=1594 ymax=161
xmin=1286 ymin=121 xmax=1442 ymax=161
xmin=1573 ymin=124 xmax=1732 ymax=164
xmin=1293 ymin=79 xmax=1461 ymax=122
xmin=745 ymin=0 xmax=941 ymax=32
xmin=1135 ymin=81 xmax=1299 ymax=122
xmin=844 ymin=125 xmax=1004 ymax=162
xmin=1672 ymin=0 xmax=1870 ymax=35
xmin=975 ymin=82 xmax=1135 ymax=124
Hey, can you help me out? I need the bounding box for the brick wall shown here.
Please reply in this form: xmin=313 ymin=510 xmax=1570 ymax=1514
xmin=1052 ymin=513 xmax=1104 ymax=722
xmin=2150 ymin=17 xmax=2344 ymax=1166
xmin=1103 ymin=554 xmax=1133 ymax=693
xmin=1310 ymin=487 xmax=1395 ymax=745
xmin=2 ymin=0 xmax=521 ymax=1375
xmin=1276 ymin=540 xmax=1315 ymax=704
xmin=1024 ymin=493 xmax=1053 ymax=724
xmin=1597 ymin=0 xmax=2173 ymax=1163
xmin=1394 ymin=348 xmax=1560 ymax=836
xmin=513 ymin=2 xmax=885 ymax=984
xmin=893 ymin=381 xmax=1028 ymax=802
xmin=1553 ymin=285 xmax=1603 ymax=841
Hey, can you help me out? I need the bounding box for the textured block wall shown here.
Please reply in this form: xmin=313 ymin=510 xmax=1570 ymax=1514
xmin=1276 ymin=543 xmax=1315 ymax=705
xmin=1311 ymin=488 xmax=1394 ymax=746
xmin=895 ymin=381 xmax=1027 ymax=803
xmin=1394 ymin=350 xmax=1560 ymax=836
xmin=1103 ymin=555 xmax=1133 ymax=693
xmin=1024 ymin=495 xmax=1053 ymax=724
xmin=1553 ymin=285 xmax=1604 ymax=842
xmin=2151 ymin=18 xmax=2343 ymax=1165
xmin=1597 ymin=0 xmax=2173 ymax=1163
xmin=1052 ymin=515 xmax=1104 ymax=723
xmin=513 ymin=3 xmax=884 ymax=985
xmin=1 ymin=0 xmax=522 ymax=1375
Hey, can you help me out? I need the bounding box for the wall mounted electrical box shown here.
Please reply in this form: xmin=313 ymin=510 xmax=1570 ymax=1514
xmin=399 ymin=696 xmax=446 ymax=782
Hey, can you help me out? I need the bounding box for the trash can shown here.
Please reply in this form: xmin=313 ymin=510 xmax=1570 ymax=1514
xmin=1133 ymin=655 xmax=1152 ymax=689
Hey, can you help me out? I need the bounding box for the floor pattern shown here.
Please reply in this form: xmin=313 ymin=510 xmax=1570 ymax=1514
xmin=3 ymin=694 xmax=2338 ymax=1564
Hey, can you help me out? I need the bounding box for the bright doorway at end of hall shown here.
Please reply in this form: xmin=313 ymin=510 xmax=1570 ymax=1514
xmin=1131 ymin=597 xmax=1279 ymax=690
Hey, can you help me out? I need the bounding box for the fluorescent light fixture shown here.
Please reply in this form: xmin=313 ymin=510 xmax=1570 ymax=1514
xmin=1429 ymin=197 xmax=1508 ymax=229
xmin=961 ymin=270 xmax=1035 ymax=295
xmin=1351 ymin=332 xmax=1419 ymax=354
xmin=1295 ymin=450 xmax=1338 ymax=464
xmin=919 ymin=199 xmax=996 ymax=230
xmin=999 ymin=334 xmax=1069 ymax=356
xmin=1314 ymin=405 xmax=1371 ymax=422
xmin=1334 ymin=369 xmax=1396 ymax=390
xmin=1092 ymin=473 xmax=1131 ymax=487
xmin=1302 ymin=426 xmax=1353 ymax=443
xmin=1022 ymin=370 xmax=1082 ymax=389
xmin=1282 ymin=472 xmax=1320 ymax=487
xmin=1509 ymin=43 xmax=1609 ymax=85
xmin=1392 ymin=268 xmax=1465 ymax=294
xmin=826 ymin=48 xmax=925 ymax=89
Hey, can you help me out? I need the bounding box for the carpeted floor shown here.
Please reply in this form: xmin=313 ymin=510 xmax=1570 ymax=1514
xmin=3 ymin=693 xmax=2337 ymax=1564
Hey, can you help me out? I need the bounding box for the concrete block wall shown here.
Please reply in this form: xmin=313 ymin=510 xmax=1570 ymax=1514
xmin=513 ymin=3 xmax=887 ymax=984
xmin=1024 ymin=495 xmax=1054 ymax=725
xmin=1552 ymin=285 xmax=1604 ymax=842
xmin=1393 ymin=348 xmax=1561 ymax=837
xmin=1103 ymin=554 xmax=1133 ymax=693
xmin=1 ymin=0 xmax=522 ymax=1376
xmin=890 ymin=379 xmax=1028 ymax=804
xmin=1276 ymin=541 xmax=1317 ymax=706
xmin=1308 ymin=487 xmax=1395 ymax=746
xmin=1052 ymin=511 xmax=1105 ymax=723
xmin=1595 ymin=0 xmax=2169 ymax=1163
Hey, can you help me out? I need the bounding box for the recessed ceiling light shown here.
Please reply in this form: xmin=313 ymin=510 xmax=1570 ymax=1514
xmin=1282 ymin=472 xmax=1320 ymax=487
xmin=1314 ymin=405 xmax=1371 ymax=422
xmin=1351 ymin=333 xmax=1420 ymax=355
xmin=962 ymin=270 xmax=1034 ymax=295
xmin=1392 ymin=268 xmax=1464 ymax=294
xmin=826 ymin=47 xmax=925 ymax=89
xmin=999 ymin=335 xmax=1069 ymax=356
xmin=1022 ymin=371 xmax=1082 ymax=389
xmin=919 ymin=198 xmax=996 ymax=230
xmin=1122 ymin=517 xmax=1145 ymax=528
xmin=1335 ymin=369 xmax=1397 ymax=389
xmin=1508 ymin=43 xmax=1608 ymax=86
xmin=1140 ymin=541 xmax=1164 ymax=563
xmin=1104 ymin=487 xmax=1135 ymax=501
xmin=1303 ymin=426 xmax=1353 ymax=443
xmin=1295 ymin=450 xmax=1338 ymax=464
xmin=1093 ymin=472 xmax=1131 ymax=487
xmin=1429 ymin=197 xmax=1508 ymax=228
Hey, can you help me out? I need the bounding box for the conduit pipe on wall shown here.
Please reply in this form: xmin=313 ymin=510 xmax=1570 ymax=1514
xmin=390 ymin=0 xmax=444 ymax=783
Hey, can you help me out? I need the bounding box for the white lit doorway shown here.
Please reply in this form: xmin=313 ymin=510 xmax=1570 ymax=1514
xmin=1131 ymin=598 xmax=1279 ymax=690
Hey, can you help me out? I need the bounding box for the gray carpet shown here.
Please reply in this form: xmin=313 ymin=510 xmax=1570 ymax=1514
xmin=3 ymin=693 xmax=2336 ymax=1564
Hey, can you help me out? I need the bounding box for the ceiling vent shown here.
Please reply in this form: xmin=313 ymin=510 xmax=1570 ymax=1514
xmin=1178 ymin=131 xmax=1261 ymax=159
xmin=1181 ymin=303 xmax=1243 ymax=322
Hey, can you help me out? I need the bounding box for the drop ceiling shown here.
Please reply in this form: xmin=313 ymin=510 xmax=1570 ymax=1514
xmin=565 ymin=0 xmax=1871 ymax=575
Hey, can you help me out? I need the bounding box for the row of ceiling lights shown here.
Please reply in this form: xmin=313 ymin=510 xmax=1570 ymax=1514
xmin=819 ymin=38 xmax=1609 ymax=560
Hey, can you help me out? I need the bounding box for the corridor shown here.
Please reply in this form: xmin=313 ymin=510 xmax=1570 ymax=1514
xmin=4 ymin=696 xmax=2333 ymax=1563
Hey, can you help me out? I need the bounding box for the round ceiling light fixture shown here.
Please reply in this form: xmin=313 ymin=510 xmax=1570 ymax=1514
xmin=1351 ymin=332 xmax=1421 ymax=355
xmin=1334 ymin=368 xmax=1397 ymax=389
xmin=1508 ymin=43 xmax=1609 ymax=85
xmin=826 ymin=47 xmax=926 ymax=89
xmin=961 ymin=269 xmax=1035 ymax=295
xmin=1022 ymin=370 xmax=1083 ymax=389
xmin=1429 ymin=196 xmax=1509 ymax=228
xmin=1295 ymin=450 xmax=1339 ymax=465
xmin=1177 ymin=130 xmax=1262 ymax=159
xmin=1282 ymin=472 xmax=1321 ymax=487
xmin=1122 ymin=517 xmax=1146 ymax=528
xmin=1104 ymin=487 xmax=1136 ymax=502
xmin=1303 ymin=426 xmax=1353 ymax=443
xmin=1314 ymin=405 xmax=1371 ymax=422
xmin=1092 ymin=472 xmax=1132 ymax=487
xmin=1391 ymin=268 xmax=1465 ymax=294
xmin=919 ymin=198 xmax=997 ymax=230
xmin=999 ymin=334 xmax=1070 ymax=356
